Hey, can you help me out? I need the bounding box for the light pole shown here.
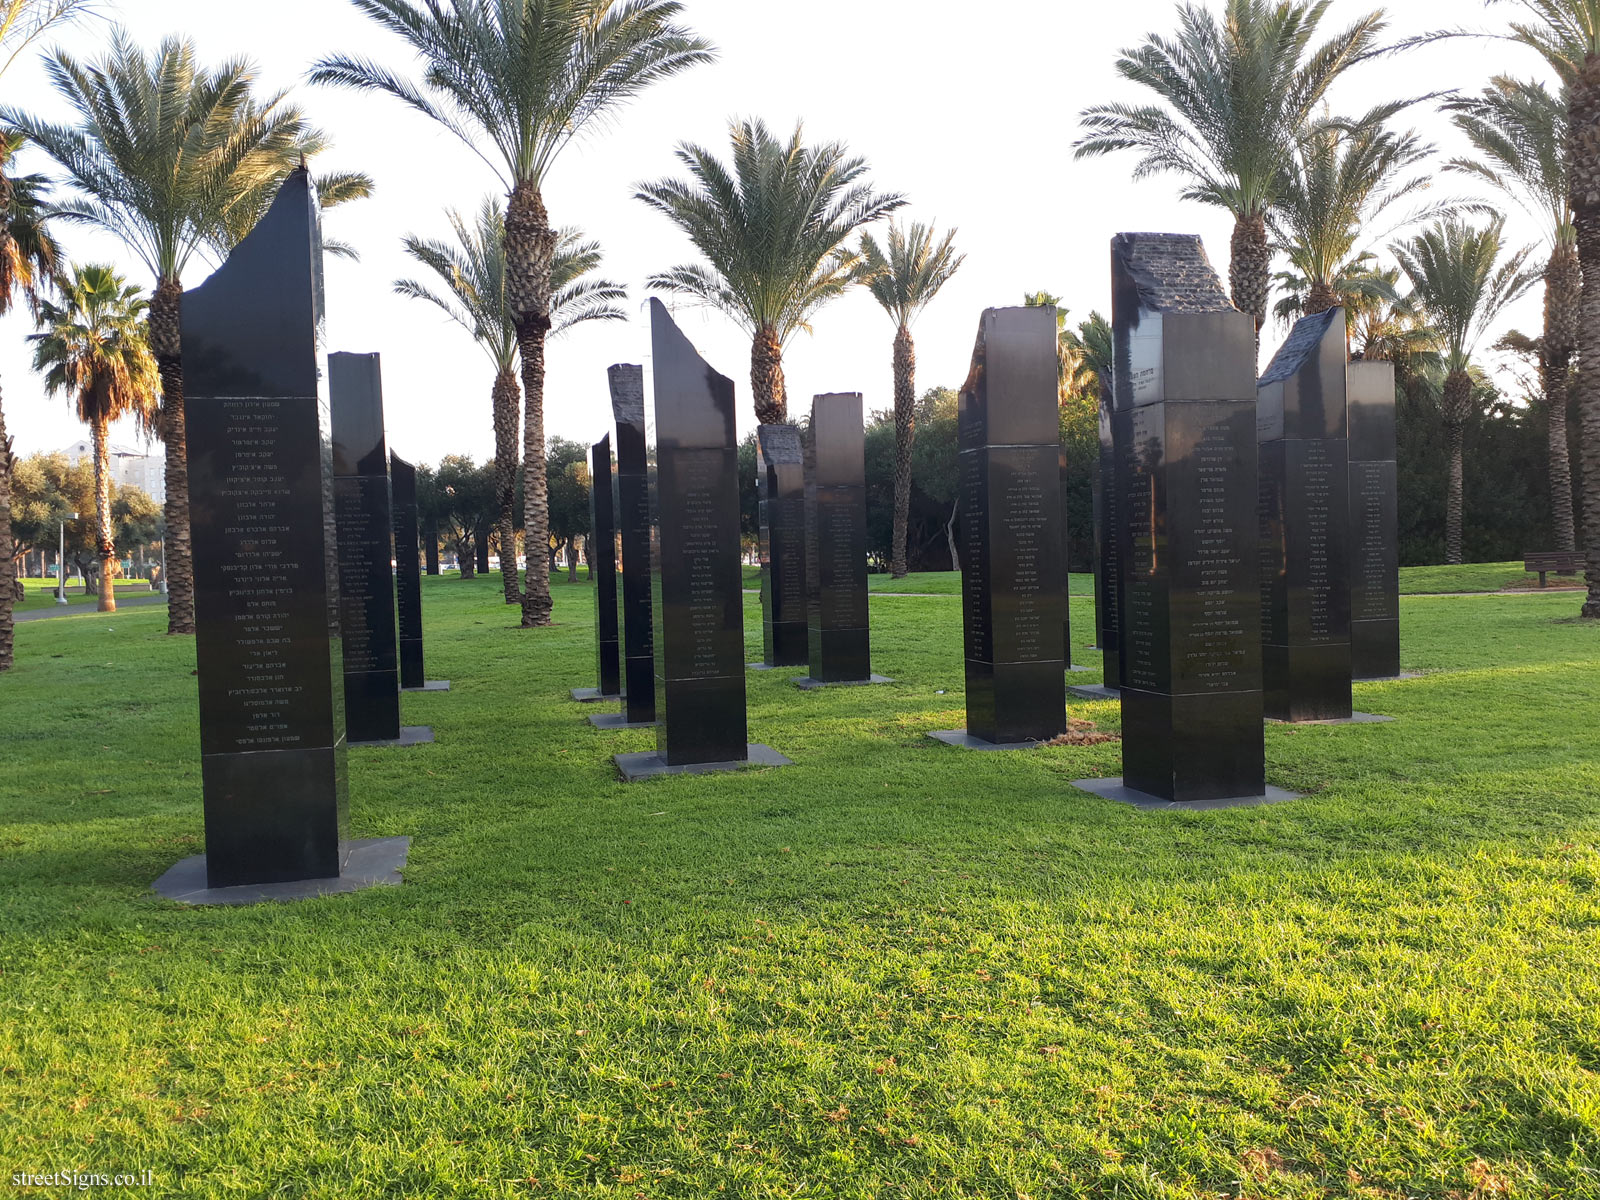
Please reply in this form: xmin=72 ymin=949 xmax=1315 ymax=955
xmin=56 ymin=512 xmax=77 ymax=604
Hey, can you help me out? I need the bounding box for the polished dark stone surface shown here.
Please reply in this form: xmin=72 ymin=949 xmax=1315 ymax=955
xmin=614 ymin=743 xmax=791 ymax=781
xmin=1059 ymin=443 xmax=1073 ymax=668
xmin=590 ymin=433 xmax=622 ymax=696
xmin=805 ymin=393 xmax=872 ymax=682
xmin=331 ymin=352 xmax=400 ymax=745
xmin=757 ymin=423 xmax=808 ymax=666
xmin=1348 ymin=361 xmax=1401 ymax=679
xmin=958 ymin=308 xmax=1067 ymax=745
xmin=1111 ymin=233 xmax=1263 ymax=802
xmin=352 ymin=725 xmax=434 ymax=747
xmin=1258 ymin=310 xmax=1353 ymax=721
xmin=1073 ymin=777 xmax=1300 ymax=812
xmin=1094 ymin=395 xmax=1123 ymax=688
xmin=153 ymin=836 xmax=408 ymax=905
xmin=648 ymin=300 xmax=749 ymax=765
xmin=183 ymin=168 xmax=348 ymax=887
xmin=390 ymin=452 xmax=426 ymax=690
xmin=610 ymin=364 xmax=656 ymax=725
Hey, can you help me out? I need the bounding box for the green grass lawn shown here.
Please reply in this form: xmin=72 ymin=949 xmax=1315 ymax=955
xmin=3 ymin=573 xmax=1599 ymax=1198
xmin=14 ymin=576 xmax=163 ymax=614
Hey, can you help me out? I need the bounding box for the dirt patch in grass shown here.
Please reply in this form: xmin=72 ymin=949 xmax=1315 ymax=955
xmin=1044 ymin=718 xmax=1120 ymax=747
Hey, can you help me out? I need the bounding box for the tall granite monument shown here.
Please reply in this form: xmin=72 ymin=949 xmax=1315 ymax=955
xmin=390 ymin=451 xmax=443 ymax=692
xmin=601 ymin=364 xmax=656 ymax=728
xmin=180 ymin=168 xmax=351 ymax=887
xmin=1257 ymin=308 xmax=1353 ymax=721
xmin=799 ymin=392 xmax=884 ymax=686
xmin=330 ymin=352 xmax=409 ymax=745
xmin=575 ymin=433 xmax=622 ymax=702
xmin=1090 ymin=232 xmax=1266 ymax=804
xmin=1091 ymin=394 xmax=1123 ymax=694
xmin=756 ymin=423 xmax=809 ymax=668
xmin=612 ymin=300 xmax=788 ymax=778
xmin=932 ymin=306 xmax=1068 ymax=749
xmin=1349 ymin=359 xmax=1401 ymax=679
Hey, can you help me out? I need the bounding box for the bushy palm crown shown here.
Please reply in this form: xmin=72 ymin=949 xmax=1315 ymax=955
xmin=858 ymin=221 xmax=963 ymax=329
xmin=396 ymin=198 xmax=626 ymax=369
xmin=310 ymin=0 xmax=714 ymax=190
xmin=1391 ymin=218 xmax=1540 ymax=375
xmin=0 ymin=0 xmax=95 ymax=81
xmin=0 ymin=132 xmax=59 ymax=320
xmin=1346 ymin=269 xmax=1441 ymax=372
xmin=638 ymin=118 xmax=905 ymax=343
xmin=28 ymin=262 xmax=158 ymax=432
xmin=1444 ymin=77 xmax=1571 ymax=249
xmin=1486 ymin=0 xmax=1600 ymax=80
xmin=2 ymin=30 xmax=340 ymax=282
xmin=1073 ymin=0 xmax=1386 ymax=220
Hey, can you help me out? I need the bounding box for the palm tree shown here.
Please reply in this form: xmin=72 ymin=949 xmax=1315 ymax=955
xmin=313 ymin=0 xmax=712 ymax=629
xmin=5 ymin=30 xmax=364 ymax=637
xmin=1074 ymin=0 xmax=1385 ymax=349
xmin=1392 ymin=218 xmax=1539 ymax=564
xmin=28 ymin=264 xmax=158 ymax=613
xmin=1483 ymin=0 xmax=1600 ymax=612
xmin=397 ymin=199 xmax=626 ymax=605
xmin=1063 ymin=311 xmax=1113 ymax=400
xmin=1445 ymin=77 xmax=1578 ymax=556
xmin=637 ymin=118 xmax=905 ymax=424
xmin=857 ymin=220 xmax=962 ymax=578
xmin=1346 ymin=268 xmax=1441 ymax=385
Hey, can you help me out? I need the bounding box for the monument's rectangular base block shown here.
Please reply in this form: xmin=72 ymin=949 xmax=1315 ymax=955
xmin=344 ymin=670 xmax=401 ymax=744
xmin=927 ymin=729 xmax=1049 ymax=751
xmin=807 ymin=626 xmax=871 ymax=683
xmin=1263 ymin=642 xmax=1353 ymax=723
xmin=1068 ymin=684 xmax=1121 ymax=702
xmin=793 ymin=673 xmax=894 ymax=690
xmin=571 ymin=687 xmax=622 ymax=703
xmin=589 ymin=712 xmax=659 ymax=730
xmin=200 ymin=747 xmax=349 ymax=888
xmin=400 ymin=638 xmax=425 ymax=690
xmin=762 ymin=622 xmax=809 ymax=668
xmin=155 ymin=836 xmax=409 ymax=905
xmin=964 ymin=658 xmax=1068 ymax=746
xmin=656 ymin=675 xmax=748 ymax=764
xmin=1121 ymin=688 xmax=1265 ymax=804
xmin=1352 ymin=618 xmax=1401 ymax=681
xmin=351 ymin=725 xmax=434 ymax=748
xmin=1073 ymin=777 xmax=1300 ymax=813
xmin=614 ymin=743 xmax=792 ymax=781
xmin=402 ymin=680 xmax=450 ymax=693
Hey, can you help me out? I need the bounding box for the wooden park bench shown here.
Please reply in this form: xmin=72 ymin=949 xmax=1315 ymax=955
xmin=1524 ymin=550 xmax=1584 ymax=588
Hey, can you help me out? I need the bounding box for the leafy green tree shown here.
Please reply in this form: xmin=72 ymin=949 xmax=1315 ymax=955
xmin=545 ymin=437 xmax=590 ymax=580
xmin=1392 ymin=218 xmax=1540 ymax=563
xmin=28 ymin=264 xmax=159 ymax=611
xmin=5 ymin=30 xmax=368 ymax=635
xmin=637 ymin=118 xmax=904 ymax=424
xmin=1074 ymin=0 xmax=1385 ymax=349
xmin=314 ymin=0 xmax=712 ymax=629
xmin=433 ymin=455 xmax=496 ymax=579
xmin=857 ymin=220 xmax=963 ymax=578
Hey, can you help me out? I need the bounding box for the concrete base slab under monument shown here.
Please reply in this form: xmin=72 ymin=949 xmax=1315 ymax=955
xmin=1267 ymin=711 xmax=1394 ymax=726
xmin=1072 ymin=777 xmax=1302 ymax=813
xmin=1068 ymin=664 xmax=1092 ymax=672
xmin=614 ymin=744 xmax=792 ymax=781
xmin=351 ymin=725 xmax=434 ymax=748
xmin=403 ymin=680 xmax=450 ymax=692
xmin=793 ymin=674 xmax=894 ymax=690
xmin=153 ymin=836 xmax=410 ymax=905
xmin=1069 ymin=684 xmax=1120 ymax=702
xmin=927 ymin=729 xmax=1051 ymax=751
xmin=571 ymin=687 xmax=621 ymax=703
xmin=589 ymin=711 xmax=659 ymax=730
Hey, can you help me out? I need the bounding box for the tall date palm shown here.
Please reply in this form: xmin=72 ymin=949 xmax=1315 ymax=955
xmin=28 ymin=264 xmax=158 ymax=613
xmin=637 ymin=118 xmax=905 ymax=424
xmin=397 ymin=198 xmax=625 ymax=605
xmin=1393 ymin=218 xmax=1539 ymax=564
xmin=1445 ymin=75 xmax=1578 ymax=553
xmin=313 ymin=0 xmax=713 ymax=629
xmin=5 ymin=31 xmax=360 ymax=636
xmin=1074 ymin=0 xmax=1385 ymax=349
xmin=857 ymin=220 xmax=963 ymax=578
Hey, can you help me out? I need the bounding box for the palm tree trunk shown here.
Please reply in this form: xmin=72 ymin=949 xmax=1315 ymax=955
xmin=1229 ymin=211 xmax=1270 ymax=357
xmin=1304 ymin=279 xmax=1338 ymax=316
xmin=1573 ymin=53 xmax=1600 ymax=616
xmin=492 ymin=366 xmax=521 ymax=605
xmin=150 ymin=276 xmax=194 ymax=634
xmin=890 ymin=324 xmax=916 ymax=579
xmin=750 ymin=325 xmax=788 ymax=424
xmin=1443 ymin=369 xmax=1472 ymax=567
xmin=91 ymin=414 xmax=116 ymax=613
xmin=1544 ymin=242 xmax=1579 ymax=554
xmin=507 ymin=179 xmax=555 ymax=628
xmin=0 ymin=383 xmax=15 ymax=671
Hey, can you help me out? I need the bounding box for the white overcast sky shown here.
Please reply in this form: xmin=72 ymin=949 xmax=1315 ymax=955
xmin=0 ymin=0 xmax=1548 ymax=464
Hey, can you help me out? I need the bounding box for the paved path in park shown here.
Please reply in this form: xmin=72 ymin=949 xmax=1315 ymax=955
xmin=15 ymin=594 xmax=167 ymax=622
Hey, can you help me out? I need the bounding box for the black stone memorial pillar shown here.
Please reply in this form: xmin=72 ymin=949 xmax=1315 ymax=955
xmin=1257 ymin=308 xmax=1353 ymax=721
xmin=330 ymin=352 xmax=402 ymax=745
xmin=802 ymin=392 xmax=878 ymax=684
xmin=1095 ymin=395 xmax=1123 ymax=689
xmin=589 ymin=433 xmax=622 ymax=698
xmin=1108 ymin=233 xmax=1264 ymax=803
xmin=610 ymin=365 xmax=656 ymax=725
xmin=1348 ymin=360 xmax=1400 ymax=679
xmin=390 ymin=452 xmax=429 ymax=690
xmin=182 ymin=168 xmax=349 ymax=887
xmin=757 ymin=424 xmax=808 ymax=667
xmin=936 ymin=306 xmax=1068 ymax=748
xmin=1059 ymin=444 xmax=1074 ymax=669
